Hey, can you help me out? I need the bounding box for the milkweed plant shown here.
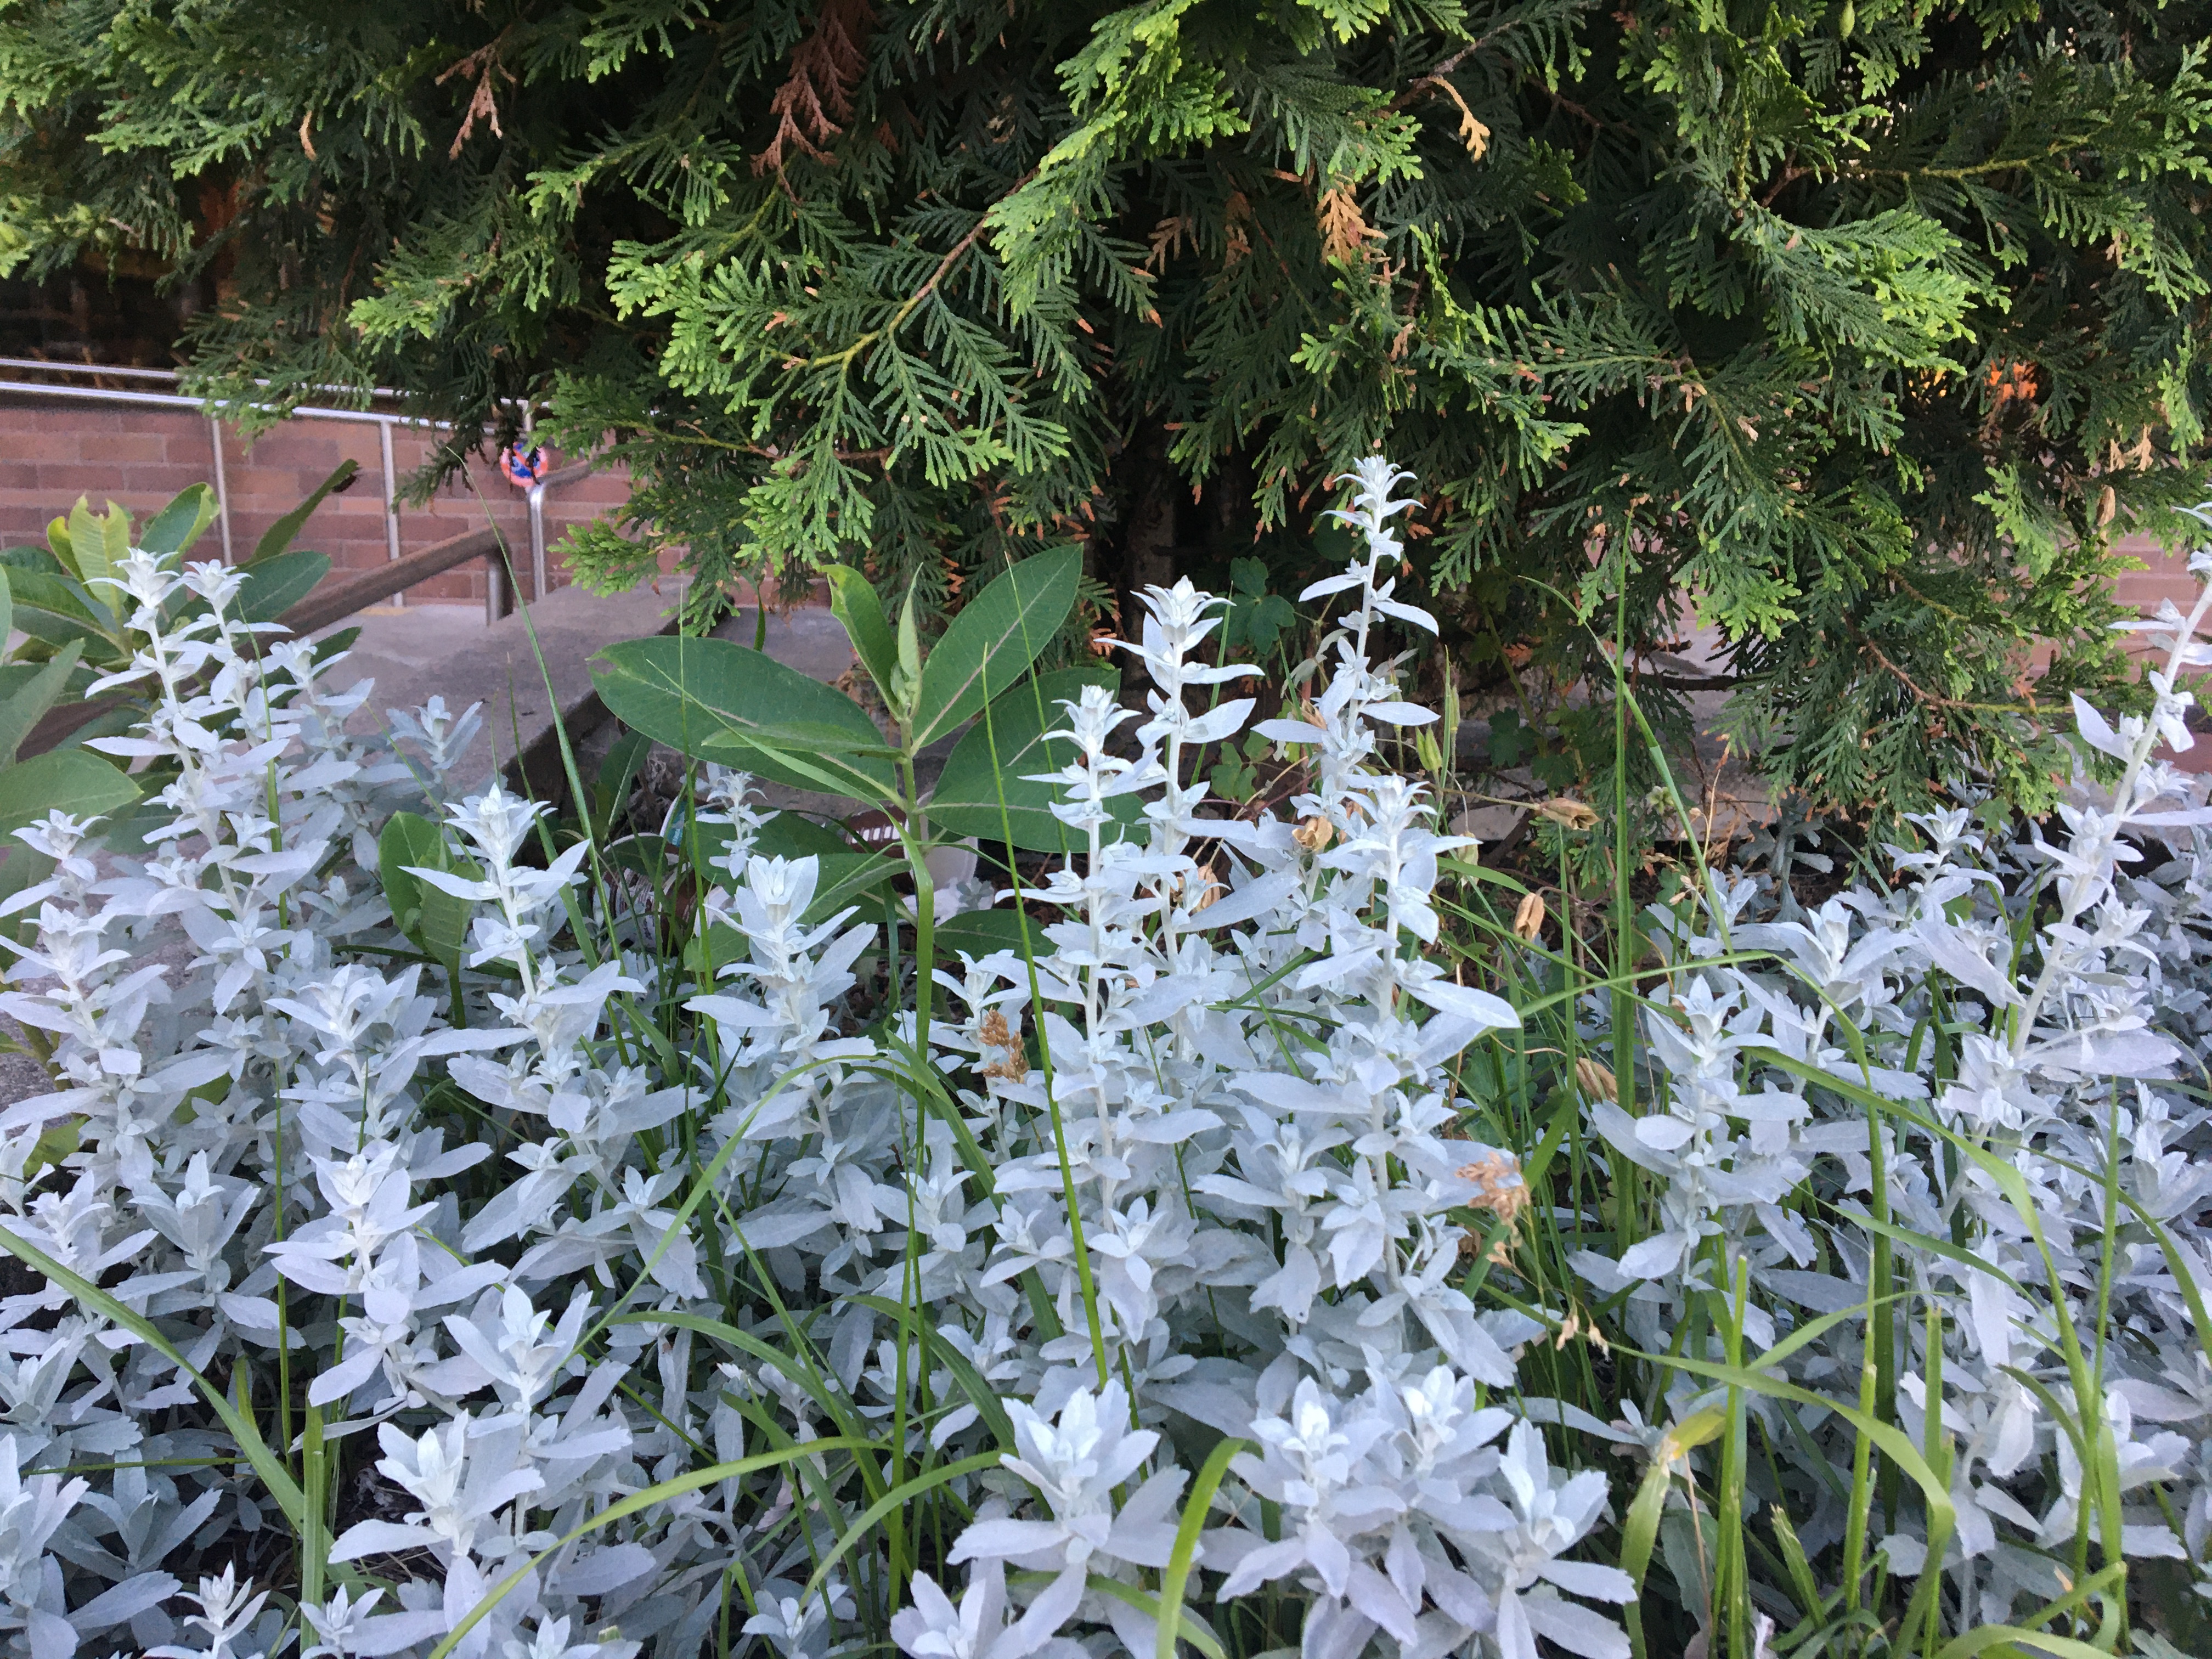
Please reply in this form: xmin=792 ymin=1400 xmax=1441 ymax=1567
xmin=0 ymin=460 xmax=2208 ymax=1659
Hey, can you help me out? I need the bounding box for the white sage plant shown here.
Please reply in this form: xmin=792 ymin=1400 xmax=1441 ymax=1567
xmin=0 ymin=471 xmax=2206 ymax=1659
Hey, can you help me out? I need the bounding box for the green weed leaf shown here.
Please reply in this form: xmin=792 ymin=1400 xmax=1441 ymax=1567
xmin=594 ymin=636 xmax=896 ymax=803
xmin=908 ymin=546 xmax=1081 ymax=750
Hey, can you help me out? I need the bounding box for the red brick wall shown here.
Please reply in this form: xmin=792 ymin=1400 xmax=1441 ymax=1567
xmin=5 ymin=398 xmax=2201 ymax=627
xmin=2112 ymin=531 xmax=2202 ymax=619
xmin=0 ymin=401 xmax=642 ymax=605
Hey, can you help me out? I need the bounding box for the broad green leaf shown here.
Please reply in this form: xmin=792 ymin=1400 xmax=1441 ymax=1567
xmin=0 ymin=749 xmax=138 ymax=833
xmin=750 ymin=811 xmax=853 ymax=862
xmin=64 ymin=500 xmax=130 ymax=623
xmin=689 ymin=810 xmax=854 ymax=896
xmin=934 ymin=906 xmax=1031 ymax=961
xmin=0 ymin=835 xmax=53 ymax=934
xmin=63 ymin=500 xmax=110 ymax=595
xmin=681 ymin=919 xmax=746 ymax=978
xmin=909 ymin=545 xmax=1081 ymax=749
xmin=313 ymin=624 xmax=361 ymax=663
xmin=234 ymin=548 xmax=332 ymax=624
xmin=378 ymin=811 xmax=475 ymax=980
xmin=0 ymin=566 xmax=10 ymax=648
xmin=5 ymin=566 xmax=106 ymax=657
xmin=589 ymin=727 xmax=653 ymax=845
xmin=83 ymin=795 xmax=173 ymax=859
xmin=0 ymin=548 xmax=63 ymax=583
xmin=928 ymin=667 xmax=1130 ymax=853
xmin=101 ymin=501 xmax=132 ymax=578
xmin=59 ymin=707 xmax=147 ymax=762
xmin=691 ymin=724 xmax=898 ymax=802
xmin=255 ymin=460 xmax=358 ymax=563
xmin=802 ymin=851 xmax=901 ymax=924
xmin=824 ymin=564 xmax=898 ymax=699
xmin=594 ymin=636 xmax=896 ymax=803
xmin=893 ymin=579 xmax=920 ymax=685
xmin=141 ymin=485 xmax=218 ymax=558
xmin=597 ymin=725 xmax=652 ymax=805
xmin=377 ymin=810 xmax=442 ymax=919
xmin=22 ymin=1119 xmax=78 ymax=1181
xmin=0 ymin=640 xmax=82 ymax=764
xmin=0 ymin=666 xmax=63 ymax=706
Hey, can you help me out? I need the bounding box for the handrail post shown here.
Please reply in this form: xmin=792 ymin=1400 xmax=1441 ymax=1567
xmin=209 ymin=415 xmax=233 ymax=563
xmin=528 ymin=476 xmax=549 ymax=602
xmin=378 ymin=417 xmax=403 ymax=609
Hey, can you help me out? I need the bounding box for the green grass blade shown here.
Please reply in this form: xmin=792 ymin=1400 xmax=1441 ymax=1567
xmin=427 ymin=1440 xmax=873 ymax=1659
xmin=848 ymin=1293 xmax=1018 ymax=1452
xmin=799 ymin=1451 xmax=1003 ymax=1609
xmin=0 ymin=1221 xmax=304 ymax=1526
xmin=1620 ymin=1410 xmax=1723 ymax=1659
xmin=1156 ymin=1436 xmax=1249 ymax=1659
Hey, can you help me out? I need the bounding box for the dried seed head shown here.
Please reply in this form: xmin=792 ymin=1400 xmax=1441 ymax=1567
xmin=1513 ymin=891 xmax=1545 ymax=941
xmin=1457 ymin=1149 xmax=1530 ymax=1224
xmin=1194 ymin=870 xmax=1222 ymax=912
xmin=1182 ymin=860 xmax=1223 ymax=912
xmin=1574 ymin=1057 xmax=1617 ymax=1100
xmin=1293 ymin=816 xmax=1335 ymax=853
xmin=1534 ymin=798 xmax=1600 ymax=831
xmin=976 ymin=1007 xmax=1026 ymax=1080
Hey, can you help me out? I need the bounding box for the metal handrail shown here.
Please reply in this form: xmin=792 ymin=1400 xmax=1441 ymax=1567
xmin=18 ymin=518 xmax=511 ymax=758
xmin=0 ymin=374 xmax=443 ymax=425
xmin=0 ymin=356 xmax=413 ymax=401
xmin=0 ymin=357 xmax=183 ymax=382
xmin=0 ymin=375 xmax=590 ymax=627
xmin=528 ymin=461 xmax=594 ymax=601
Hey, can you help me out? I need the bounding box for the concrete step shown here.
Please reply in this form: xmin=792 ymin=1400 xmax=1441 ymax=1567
xmin=324 ymin=586 xmax=861 ymax=799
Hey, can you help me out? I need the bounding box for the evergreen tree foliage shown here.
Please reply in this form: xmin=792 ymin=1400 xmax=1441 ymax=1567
xmin=3 ymin=0 xmax=2210 ymax=812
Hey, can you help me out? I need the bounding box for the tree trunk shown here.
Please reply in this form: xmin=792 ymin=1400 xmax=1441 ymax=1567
xmin=1113 ymin=419 xmax=1180 ymax=712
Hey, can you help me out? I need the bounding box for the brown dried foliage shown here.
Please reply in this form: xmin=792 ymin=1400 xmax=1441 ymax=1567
xmin=437 ymin=32 xmax=516 ymax=160
xmin=753 ymin=0 xmax=878 ymax=176
xmin=1317 ymin=187 xmax=1376 ymax=264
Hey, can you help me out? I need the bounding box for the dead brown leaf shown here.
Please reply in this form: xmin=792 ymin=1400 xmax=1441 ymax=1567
xmin=436 ymin=33 xmax=516 ymax=160
xmin=1317 ymin=187 xmax=1376 ymax=264
xmin=753 ymin=0 xmax=878 ymax=175
xmin=1421 ymin=76 xmax=1491 ymax=161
